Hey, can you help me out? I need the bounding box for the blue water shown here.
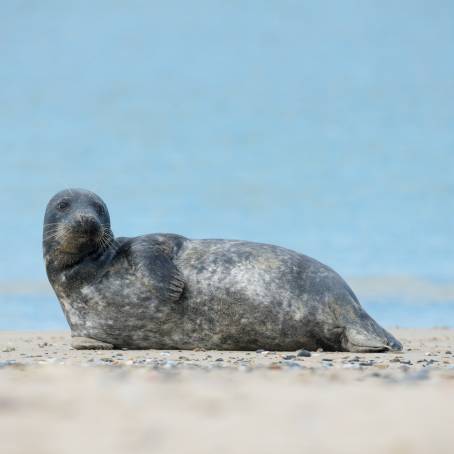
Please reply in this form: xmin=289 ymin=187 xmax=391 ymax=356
xmin=1 ymin=1 xmax=453 ymax=329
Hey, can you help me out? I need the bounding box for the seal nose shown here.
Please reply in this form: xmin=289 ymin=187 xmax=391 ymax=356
xmin=77 ymin=214 xmax=100 ymax=236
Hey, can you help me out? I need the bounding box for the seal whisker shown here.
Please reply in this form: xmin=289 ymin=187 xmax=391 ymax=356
xmin=43 ymin=227 xmax=65 ymax=240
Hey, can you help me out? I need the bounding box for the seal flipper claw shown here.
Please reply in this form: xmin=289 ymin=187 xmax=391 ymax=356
xmin=160 ymin=269 xmax=185 ymax=302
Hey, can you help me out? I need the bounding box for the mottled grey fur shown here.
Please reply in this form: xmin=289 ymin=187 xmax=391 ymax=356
xmin=43 ymin=189 xmax=402 ymax=352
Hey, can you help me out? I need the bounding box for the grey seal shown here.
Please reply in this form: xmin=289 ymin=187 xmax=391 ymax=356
xmin=43 ymin=188 xmax=402 ymax=352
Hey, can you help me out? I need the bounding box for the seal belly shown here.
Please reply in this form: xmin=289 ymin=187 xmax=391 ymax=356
xmin=176 ymin=239 xmax=321 ymax=350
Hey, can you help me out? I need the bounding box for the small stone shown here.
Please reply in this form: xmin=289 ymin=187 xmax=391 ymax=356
xmin=296 ymin=349 xmax=311 ymax=357
xmin=256 ymin=349 xmax=265 ymax=354
xmin=283 ymin=355 xmax=296 ymax=360
xmin=322 ymin=358 xmax=333 ymax=362
xmin=359 ymin=361 xmax=375 ymax=366
xmin=446 ymin=350 xmax=452 ymax=354
xmin=215 ymin=357 xmax=224 ymax=362
xmin=1 ymin=345 xmax=15 ymax=353
xmin=343 ymin=363 xmax=360 ymax=369
xmin=284 ymin=361 xmax=303 ymax=369
xmin=316 ymin=348 xmax=324 ymax=352
xmin=404 ymin=369 xmax=430 ymax=382
xmin=0 ymin=360 xmax=16 ymax=368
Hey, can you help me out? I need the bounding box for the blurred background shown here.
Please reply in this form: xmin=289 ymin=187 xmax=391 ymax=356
xmin=1 ymin=0 xmax=453 ymax=329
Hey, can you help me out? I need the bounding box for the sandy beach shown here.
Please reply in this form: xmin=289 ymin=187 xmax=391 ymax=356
xmin=0 ymin=328 xmax=453 ymax=454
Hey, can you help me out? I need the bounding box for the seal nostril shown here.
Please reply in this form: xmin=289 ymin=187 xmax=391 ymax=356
xmin=77 ymin=215 xmax=100 ymax=235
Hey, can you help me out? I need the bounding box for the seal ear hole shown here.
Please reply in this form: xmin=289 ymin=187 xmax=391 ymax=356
xmin=94 ymin=203 xmax=105 ymax=216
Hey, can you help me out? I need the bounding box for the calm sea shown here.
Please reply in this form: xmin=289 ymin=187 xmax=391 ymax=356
xmin=1 ymin=1 xmax=453 ymax=329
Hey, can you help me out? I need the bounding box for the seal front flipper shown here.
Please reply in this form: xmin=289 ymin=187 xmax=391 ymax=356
xmin=131 ymin=236 xmax=185 ymax=304
xmin=150 ymin=266 xmax=185 ymax=303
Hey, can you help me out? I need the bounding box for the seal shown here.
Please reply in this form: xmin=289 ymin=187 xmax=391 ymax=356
xmin=43 ymin=188 xmax=402 ymax=352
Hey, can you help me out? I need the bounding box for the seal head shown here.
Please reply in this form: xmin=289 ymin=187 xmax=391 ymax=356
xmin=43 ymin=189 xmax=113 ymax=269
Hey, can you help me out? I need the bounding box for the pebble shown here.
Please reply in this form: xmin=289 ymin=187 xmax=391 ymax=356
xmin=390 ymin=357 xmax=402 ymax=363
xmin=283 ymin=355 xmax=296 ymax=360
xmin=403 ymin=369 xmax=430 ymax=382
xmin=359 ymin=361 xmax=375 ymax=366
xmin=0 ymin=360 xmax=16 ymax=368
xmin=296 ymin=349 xmax=311 ymax=358
xmin=284 ymin=361 xmax=303 ymax=369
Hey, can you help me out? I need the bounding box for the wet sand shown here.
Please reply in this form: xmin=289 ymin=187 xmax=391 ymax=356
xmin=0 ymin=328 xmax=453 ymax=454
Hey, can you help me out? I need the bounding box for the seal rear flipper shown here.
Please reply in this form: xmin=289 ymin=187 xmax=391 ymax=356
xmin=341 ymin=326 xmax=402 ymax=353
xmin=71 ymin=336 xmax=114 ymax=350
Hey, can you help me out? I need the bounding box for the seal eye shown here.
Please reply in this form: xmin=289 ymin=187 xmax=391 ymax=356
xmin=57 ymin=200 xmax=70 ymax=211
